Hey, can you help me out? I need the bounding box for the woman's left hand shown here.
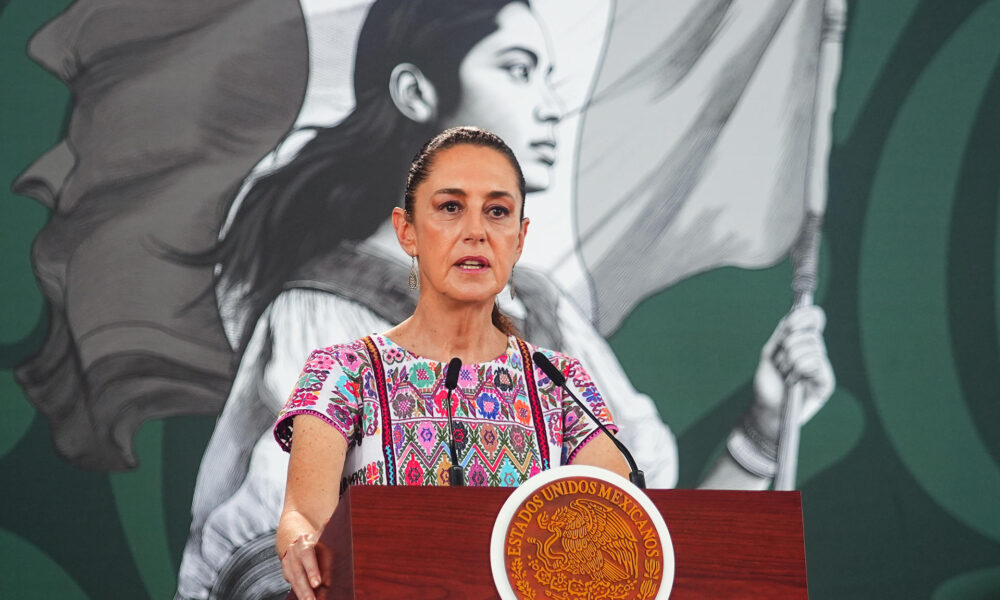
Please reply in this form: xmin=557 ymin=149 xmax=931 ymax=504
xmin=749 ymin=305 xmax=836 ymax=443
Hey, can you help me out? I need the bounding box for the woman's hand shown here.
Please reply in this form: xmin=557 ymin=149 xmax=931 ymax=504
xmin=281 ymin=531 xmax=323 ymax=600
xmin=710 ymin=305 xmax=835 ymax=487
xmin=750 ymin=305 xmax=835 ymax=444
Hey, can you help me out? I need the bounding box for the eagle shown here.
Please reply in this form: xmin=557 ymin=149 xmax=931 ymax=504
xmin=529 ymin=498 xmax=639 ymax=582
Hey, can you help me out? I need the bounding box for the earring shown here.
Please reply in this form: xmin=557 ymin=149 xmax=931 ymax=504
xmin=509 ymin=269 xmax=515 ymax=300
xmin=408 ymin=256 xmax=419 ymax=290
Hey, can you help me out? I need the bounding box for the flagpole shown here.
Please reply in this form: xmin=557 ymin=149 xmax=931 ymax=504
xmin=773 ymin=0 xmax=846 ymax=491
xmin=774 ymin=214 xmax=821 ymax=491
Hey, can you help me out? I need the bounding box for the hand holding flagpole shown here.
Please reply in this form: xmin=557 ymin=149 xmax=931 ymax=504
xmin=773 ymin=0 xmax=846 ymax=491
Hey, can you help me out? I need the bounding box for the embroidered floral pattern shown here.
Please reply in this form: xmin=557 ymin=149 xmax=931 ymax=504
xmin=289 ymin=391 xmax=318 ymax=409
xmin=452 ymin=421 xmax=469 ymax=456
xmin=408 ymin=362 xmax=437 ymax=392
xmin=390 ymin=388 xmax=419 ymax=419
xmin=476 ymin=392 xmax=501 ymax=420
xmin=306 ymin=353 xmax=335 ymax=371
xmin=404 ymin=456 xmax=423 ymax=486
xmin=362 ymin=402 xmax=378 ymax=435
xmin=273 ymin=336 xmax=618 ymax=489
xmin=513 ymin=398 xmax=531 ymax=425
xmin=326 ymin=403 xmax=350 ymax=427
xmin=467 ymin=459 xmax=488 ymax=487
xmin=383 ymin=346 xmax=406 ymax=364
xmin=494 ymin=366 xmax=514 ymax=392
xmin=509 ymin=426 xmax=527 ymax=454
xmin=416 ymin=422 xmax=437 ymax=455
xmin=481 ymin=424 xmax=499 ymax=455
xmin=368 ymin=462 xmax=381 ymax=484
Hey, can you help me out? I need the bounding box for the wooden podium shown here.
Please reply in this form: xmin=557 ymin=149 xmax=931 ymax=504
xmin=296 ymin=486 xmax=807 ymax=599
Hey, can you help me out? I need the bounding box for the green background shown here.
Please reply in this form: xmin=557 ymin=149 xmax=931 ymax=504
xmin=2 ymin=0 xmax=999 ymax=597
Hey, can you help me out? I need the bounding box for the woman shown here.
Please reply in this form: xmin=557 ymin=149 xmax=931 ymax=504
xmin=276 ymin=127 xmax=627 ymax=598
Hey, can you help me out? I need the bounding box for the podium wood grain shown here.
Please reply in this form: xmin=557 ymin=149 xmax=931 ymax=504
xmin=301 ymin=487 xmax=807 ymax=599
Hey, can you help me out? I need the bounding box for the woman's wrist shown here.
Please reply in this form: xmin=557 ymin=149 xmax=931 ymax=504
xmin=276 ymin=512 xmax=319 ymax=559
xmin=726 ymin=416 xmax=778 ymax=479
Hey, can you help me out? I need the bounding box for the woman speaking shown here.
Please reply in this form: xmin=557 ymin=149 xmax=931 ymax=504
xmin=274 ymin=127 xmax=628 ymax=599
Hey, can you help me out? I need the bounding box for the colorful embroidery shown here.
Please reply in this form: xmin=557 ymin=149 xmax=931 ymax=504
xmin=362 ymin=335 xmax=396 ymax=486
xmin=273 ymin=335 xmax=618 ymax=490
xmin=516 ymin=338 xmax=550 ymax=470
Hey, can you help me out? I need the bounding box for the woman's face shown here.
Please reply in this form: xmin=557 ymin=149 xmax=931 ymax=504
xmin=395 ymin=144 xmax=529 ymax=305
xmin=439 ymin=3 xmax=561 ymax=193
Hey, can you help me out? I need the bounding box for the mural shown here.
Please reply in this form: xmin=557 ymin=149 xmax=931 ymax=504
xmin=1 ymin=0 xmax=998 ymax=599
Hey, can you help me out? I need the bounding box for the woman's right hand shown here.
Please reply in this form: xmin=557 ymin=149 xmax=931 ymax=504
xmin=281 ymin=532 xmax=323 ymax=600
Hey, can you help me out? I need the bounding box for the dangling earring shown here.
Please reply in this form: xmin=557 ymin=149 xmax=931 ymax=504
xmin=509 ymin=268 xmax=515 ymax=299
xmin=409 ymin=256 xmax=419 ymax=290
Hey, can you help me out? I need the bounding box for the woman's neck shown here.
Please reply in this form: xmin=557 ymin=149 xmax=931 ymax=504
xmin=385 ymin=293 xmax=508 ymax=364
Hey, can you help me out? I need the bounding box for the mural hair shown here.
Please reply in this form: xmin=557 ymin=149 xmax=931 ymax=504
xmin=209 ymin=0 xmax=528 ymax=348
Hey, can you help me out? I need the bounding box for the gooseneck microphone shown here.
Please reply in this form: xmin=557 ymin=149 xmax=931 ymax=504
xmin=444 ymin=357 xmax=465 ymax=486
xmin=532 ymin=352 xmax=646 ymax=489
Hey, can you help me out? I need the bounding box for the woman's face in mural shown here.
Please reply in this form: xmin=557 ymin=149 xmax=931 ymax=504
xmin=439 ymin=3 xmax=561 ymax=193
xmin=395 ymin=144 xmax=529 ymax=305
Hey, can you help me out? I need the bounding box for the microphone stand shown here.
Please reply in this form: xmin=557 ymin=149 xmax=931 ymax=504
xmin=444 ymin=357 xmax=465 ymax=486
xmin=533 ymin=352 xmax=646 ymax=489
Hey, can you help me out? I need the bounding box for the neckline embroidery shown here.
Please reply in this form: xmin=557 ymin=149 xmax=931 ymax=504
xmin=375 ymin=333 xmax=517 ymax=367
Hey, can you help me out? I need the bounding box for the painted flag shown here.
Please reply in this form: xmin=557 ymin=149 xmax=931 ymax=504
xmin=568 ymin=0 xmax=843 ymax=334
xmin=12 ymin=0 xmax=309 ymax=469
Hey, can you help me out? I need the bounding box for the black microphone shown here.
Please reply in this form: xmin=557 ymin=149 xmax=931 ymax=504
xmin=444 ymin=357 xmax=465 ymax=486
xmin=532 ymin=351 xmax=646 ymax=489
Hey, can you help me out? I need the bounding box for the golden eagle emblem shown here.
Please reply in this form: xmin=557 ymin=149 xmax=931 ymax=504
xmin=501 ymin=474 xmax=667 ymax=600
xmin=529 ymin=498 xmax=639 ymax=583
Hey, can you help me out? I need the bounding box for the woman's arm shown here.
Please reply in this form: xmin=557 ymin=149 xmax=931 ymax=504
xmin=276 ymin=414 xmax=348 ymax=600
xmin=701 ymin=305 xmax=834 ymax=489
xmin=698 ymin=452 xmax=770 ymax=490
xmin=570 ymin=433 xmax=631 ymax=480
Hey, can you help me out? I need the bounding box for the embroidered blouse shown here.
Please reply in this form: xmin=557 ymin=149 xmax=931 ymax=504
xmin=273 ymin=334 xmax=618 ymax=488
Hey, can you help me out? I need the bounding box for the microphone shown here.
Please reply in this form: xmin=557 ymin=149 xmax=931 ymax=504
xmin=532 ymin=351 xmax=646 ymax=489
xmin=444 ymin=357 xmax=465 ymax=486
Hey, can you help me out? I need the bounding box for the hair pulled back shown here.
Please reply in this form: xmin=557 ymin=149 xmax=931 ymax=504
xmin=404 ymin=126 xmax=526 ymax=218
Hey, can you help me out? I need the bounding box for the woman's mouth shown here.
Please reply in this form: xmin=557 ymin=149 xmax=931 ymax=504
xmin=455 ymin=256 xmax=490 ymax=272
xmin=531 ymin=140 xmax=557 ymax=166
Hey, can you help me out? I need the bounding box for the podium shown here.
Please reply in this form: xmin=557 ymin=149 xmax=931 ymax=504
xmin=298 ymin=486 xmax=807 ymax=599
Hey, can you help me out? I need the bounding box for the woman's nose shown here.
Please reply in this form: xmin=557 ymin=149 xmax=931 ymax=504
xmin=535 ymin=81 xmax=563 ymax=124
xmin=463 ymin=211 xmax=487 ymax=242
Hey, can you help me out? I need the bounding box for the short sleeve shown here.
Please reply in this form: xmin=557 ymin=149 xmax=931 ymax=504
xmin=273 ymin=344 xmax=366 ymax=452
xmin=560 ymin=358 xmax=619 ymax=464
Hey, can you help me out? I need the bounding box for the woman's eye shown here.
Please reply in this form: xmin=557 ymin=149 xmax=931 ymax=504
xmin=503 ymin=63 xmax=531 ymax=83
xmin=441 ymin=201 xmax=461 ymax=213
xmin=488 ymin=206 xmax=510 ymax=218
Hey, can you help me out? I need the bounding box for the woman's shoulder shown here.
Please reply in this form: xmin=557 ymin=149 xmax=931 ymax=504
xmin=310 ymin=336 xmax=371 ymax=354
xmin=302 ymin=337 xmax=377 ymax=374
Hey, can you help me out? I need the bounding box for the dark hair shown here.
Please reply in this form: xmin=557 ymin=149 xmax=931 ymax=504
xmin=212 ymin=0 xmax=528 ymax=348
xmin=405 ymin=126 xmax=526 ymax=217
xmin=406 ymin=126 xmax=525 ymax=336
